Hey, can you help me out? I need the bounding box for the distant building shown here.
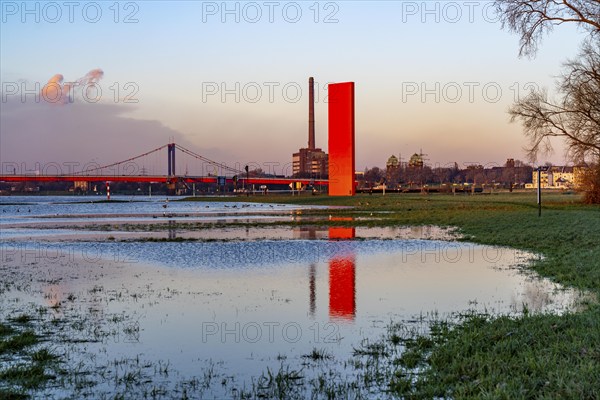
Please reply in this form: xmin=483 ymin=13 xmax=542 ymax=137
xmin=386 ymin=155 xmax=400 ymax=185
xmin=386 ymin=155 xmax=399 ymax=169
xmin=292 ymin=148 xmax=328 ymax=176
xmin=408 ymin=153 xmax=424 ymax=168
xmin=530 ymin=166 xmax=589 ymax=189
xmin=74 ymin=181 xmax=89 ymax=192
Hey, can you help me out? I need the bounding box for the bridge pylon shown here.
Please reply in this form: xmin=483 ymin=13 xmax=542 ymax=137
xmin=167 ymin=143 xmax=177 ymax=195
xmin=167 ymin=143 xmax=176 ymax=177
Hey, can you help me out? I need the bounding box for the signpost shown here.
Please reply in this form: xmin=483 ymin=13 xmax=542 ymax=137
xmin=536 ymin=167 xmax=544 ymax=217
xmin=245 ymin=165 xmax=249 ymax=196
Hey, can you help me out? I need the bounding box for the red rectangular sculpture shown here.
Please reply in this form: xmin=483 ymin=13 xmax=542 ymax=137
xmin=328 ymin=82 xmax=355 ymax=196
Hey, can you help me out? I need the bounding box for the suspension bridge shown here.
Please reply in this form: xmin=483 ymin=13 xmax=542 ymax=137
xmin=0 ymin=143 xmax=329 ymax=188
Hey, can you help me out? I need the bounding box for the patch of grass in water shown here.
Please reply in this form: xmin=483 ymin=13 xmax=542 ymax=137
xmin=0 ymin=330 xmax=37 ymax=354
xmin=353 ymin=340 xmax=388 ymax=358
xmin=0 ymin=388 xmax=29 ymax=400
xmin=396 ymin=348 xmax=424 ymax=369
xmin=31 ymin=348 xmax=58 ymax=363
xmin=8 ymin=314 xmax=33 ymax=324
xmin=0 ymin=363 xmax=54 ymax=390
xmin=0 ymin=317 xmax=61 ymax=396
xmin=0 ymin=323 xmax=16 ymax=337
xmin=302 ymin=348 xmax=332 ymax=361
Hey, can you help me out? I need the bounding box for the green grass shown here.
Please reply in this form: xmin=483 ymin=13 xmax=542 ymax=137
xmin=409 ymin=310 xmax=600 ymax=398
xmin=0 ymin=389 xmax=29 ymax=400
xmin=30 ymin=348 xmax=58 ymax=363
xmin=8 ymin=314 xmax=33 ymax=325
xmin=0 ymin=331 xmax=37 ymax=355
xmin=0 ymin=316 xmax=60 ymax=398
xmin=0 ymin=364 xmax=52 ymax=390
xmin=302 ymin=348 xmax=332 ymax=361
xmin=0 ymin=323 xmax=16 ymax=337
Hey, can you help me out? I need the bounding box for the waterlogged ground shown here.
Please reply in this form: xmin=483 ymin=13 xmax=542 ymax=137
xmin=0 ymin=196 xmax=590 ymax=398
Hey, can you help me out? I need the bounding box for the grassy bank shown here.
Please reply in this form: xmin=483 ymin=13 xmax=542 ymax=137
xmin=186 ymin=192 xmax=600 ymax=397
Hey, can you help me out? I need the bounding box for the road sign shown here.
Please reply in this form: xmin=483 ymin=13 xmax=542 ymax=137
xmin=217 ymin=176 xmax=226 ymax=186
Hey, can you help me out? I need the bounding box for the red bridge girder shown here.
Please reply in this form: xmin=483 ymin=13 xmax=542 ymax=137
xmin=0 ymin=175 xmax=330 ymax=186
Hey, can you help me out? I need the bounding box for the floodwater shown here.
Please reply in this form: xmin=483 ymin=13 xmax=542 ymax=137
xmin=0 ymin=196 xmax=588 ymax=398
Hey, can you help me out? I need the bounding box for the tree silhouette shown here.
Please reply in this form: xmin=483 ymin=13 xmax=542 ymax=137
xmin=496 ymin=0 xmax=600 ymax=202
xmin=509 ymin=42 xmax=600 ymax=161
xmin=494 ymin=0 xmax=600 ymax=57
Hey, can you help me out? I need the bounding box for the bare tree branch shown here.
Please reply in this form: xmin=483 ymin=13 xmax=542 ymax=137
xmin=495 ymin=0 xmax=600 ymax=57
xmin=509 ymin=42 xmax=600 ymax=162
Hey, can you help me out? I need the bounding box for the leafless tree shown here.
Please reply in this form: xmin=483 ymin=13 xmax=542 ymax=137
xmin=581 ymin=163 xmax=600 ymax=202
xmin=509 ymin=42 xmax=600 ymax=162
xmin=494 ymin=0 xmax=600 ymax=57
xmin=364 ymin=167 xmax=385 ymax=186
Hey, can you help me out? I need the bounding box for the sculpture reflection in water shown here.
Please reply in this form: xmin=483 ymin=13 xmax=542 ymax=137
xmin=328 ymin=226 xmax=356 ymax=322
xmin=299 ymin=224 xmax=357 ymax=321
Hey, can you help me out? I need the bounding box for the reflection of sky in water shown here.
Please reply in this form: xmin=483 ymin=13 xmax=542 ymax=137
xmin=3 ymin=239 xmax=521 ymax=272
xmin=0 ymin=237 xmax=582 ymax=397
xmin=0 ymin=225 xmax=459 ymax=242
xmin=0 ymin=195 xmax=330 ymax=225
xmin=0 ymin=228 xmax=78 ymax=239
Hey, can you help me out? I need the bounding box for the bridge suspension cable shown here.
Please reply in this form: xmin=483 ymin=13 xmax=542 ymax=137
xmin=73 ymin=144 xmax=169 ymax=175
xmin=65 ymin=142 xmax=243 ymax=177
xmin=174 ymin=144 xmax=244 ymax=175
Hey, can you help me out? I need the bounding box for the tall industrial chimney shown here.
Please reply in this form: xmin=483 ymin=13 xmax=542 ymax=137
xmin=308 ymin=77 xmax=315 ymax=149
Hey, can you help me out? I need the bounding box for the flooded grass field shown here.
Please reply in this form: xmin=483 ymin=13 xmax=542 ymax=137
xmin=0 ymin=196 xmax=592 ymax=398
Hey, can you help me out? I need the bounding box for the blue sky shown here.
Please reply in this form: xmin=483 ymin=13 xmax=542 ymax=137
xmin=1 ymin=1 xmax=588 ymax=172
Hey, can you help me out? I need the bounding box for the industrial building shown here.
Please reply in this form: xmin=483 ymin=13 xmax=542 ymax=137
xmin=292 ymin=77 xmax=328 ymax=177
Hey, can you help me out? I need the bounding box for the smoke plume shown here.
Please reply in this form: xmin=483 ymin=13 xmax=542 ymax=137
xmin=40 ymin=68 xmax=104 ymax=105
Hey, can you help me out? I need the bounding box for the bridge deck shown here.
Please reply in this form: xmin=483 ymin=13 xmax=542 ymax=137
xmin=0 ymin=175 xmax=329 ymax=186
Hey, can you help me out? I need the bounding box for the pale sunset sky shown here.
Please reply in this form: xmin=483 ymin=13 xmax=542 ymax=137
xmin=0 ymin=1 xmax=588 ymax=174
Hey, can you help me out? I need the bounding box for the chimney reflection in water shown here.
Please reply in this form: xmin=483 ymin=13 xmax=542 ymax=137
xmin=309 ymin=264 xmax=317 ymax=317
xmin=300 ymin=225 xmax=356 ymax=321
